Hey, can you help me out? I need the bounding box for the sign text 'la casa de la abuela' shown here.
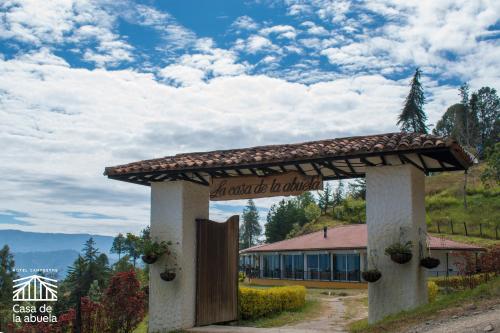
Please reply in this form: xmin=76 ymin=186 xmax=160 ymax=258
xmin=209 ymin=171 xmax=323 ymax=201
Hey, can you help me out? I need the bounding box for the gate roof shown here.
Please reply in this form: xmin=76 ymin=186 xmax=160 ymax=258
xmin=104 ymin=132 xmax=473 ymax=186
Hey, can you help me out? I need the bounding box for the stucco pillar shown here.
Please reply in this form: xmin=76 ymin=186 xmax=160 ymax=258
xmin=149 ymin=181 xmax=209 ymax=332
xmin=366 ymin=164 xmax=428 ymax=324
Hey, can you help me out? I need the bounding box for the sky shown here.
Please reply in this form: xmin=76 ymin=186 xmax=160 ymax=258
xmin=0 ymin=0 xmax=499 ymax=235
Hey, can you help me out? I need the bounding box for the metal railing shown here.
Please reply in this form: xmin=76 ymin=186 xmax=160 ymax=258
xmin=241 ymin=267 xmax=361 ymax=282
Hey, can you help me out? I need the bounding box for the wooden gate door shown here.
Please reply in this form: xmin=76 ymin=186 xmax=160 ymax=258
xmin=196 ymin=215 xmax=239 ymax=326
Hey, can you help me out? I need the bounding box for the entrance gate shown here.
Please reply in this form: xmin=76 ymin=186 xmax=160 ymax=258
xmin=196 ymin=216 xmax=239 ymax=326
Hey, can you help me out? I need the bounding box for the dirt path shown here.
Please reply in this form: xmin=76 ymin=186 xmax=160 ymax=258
xmin=189 ymin=291 xmax=369 ymax=333
xmin=403 ymin=305 xmax=499 ymax=333
xmin=283 ymin=293 xmax=368 ymax=333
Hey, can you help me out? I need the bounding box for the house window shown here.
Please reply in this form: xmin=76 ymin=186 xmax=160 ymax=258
xmin=283 ymin=254 xmax=304 ymax=279
xmin=333 ymin=254 xmax=360 ymax=282
xmin=263 ymin=254 xmax=280 ymax=278
xmin=306 ymin=254 xmax=330 ymax=280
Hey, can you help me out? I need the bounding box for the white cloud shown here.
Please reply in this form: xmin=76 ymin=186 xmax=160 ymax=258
xmin=232 ymin=15 xmax=259 ymax=31
xmin=0 ymin=0 xmax=134 ymax=66
xmin=260 ymin=25 xmax=297 ymax=39
xmin=0 ymin=52 xmax=434 ymax=234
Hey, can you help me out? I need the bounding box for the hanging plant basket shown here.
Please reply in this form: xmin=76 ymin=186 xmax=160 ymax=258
xmin=420 ymin=257 xmax=440 ymax=269
xmin=142 ymin=254 xmax=159 ymax=264
xmin=160 ymin=269 xmax=176 ymax=281
xmin=390 ymin=252 xmax=413 ymax=264
xmin=385 ymin=241 xmax=413 ymax=264
xmin=362 ymin=269 xmax=382 ymax=283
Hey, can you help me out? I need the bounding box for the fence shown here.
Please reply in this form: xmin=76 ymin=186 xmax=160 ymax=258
xmin=429 ymin=220 xmax=499 ymax=239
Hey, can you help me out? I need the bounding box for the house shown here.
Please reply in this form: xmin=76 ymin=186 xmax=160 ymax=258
xmin=239 ymin=224 xmax=484 ymax=288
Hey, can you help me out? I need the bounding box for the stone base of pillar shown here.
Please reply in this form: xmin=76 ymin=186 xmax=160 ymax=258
xmin=148 ymin=181 xmax=209 ymax=332
xmin=366 ymin=164 xmax=428 ymax=324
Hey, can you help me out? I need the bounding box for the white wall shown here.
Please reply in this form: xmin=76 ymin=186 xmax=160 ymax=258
xmin=149 ymin=181 xmax=209 ymax=333
xmin=366 ymin=164 xmax=428 ymax=323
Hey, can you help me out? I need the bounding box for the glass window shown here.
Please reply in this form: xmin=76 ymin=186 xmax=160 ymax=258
xmin=263 ymin=254 xmax=280 ymax=278
xmin=319 ymin=254 xmax=331 ymax=280
xmin=307 ymin=254 xmax=319 ymax=280
xmin=346 ymin=254 xmax=360 ymax=281
xmin=333 ymin=254 xmax=360 ymax=281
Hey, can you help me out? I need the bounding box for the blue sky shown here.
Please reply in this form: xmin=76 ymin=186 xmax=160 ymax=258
xmin=0 ymin=0 xmax=499 ymax=235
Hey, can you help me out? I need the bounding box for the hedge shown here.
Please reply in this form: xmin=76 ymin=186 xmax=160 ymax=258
xmin=430 ymin=273 xmax=495 ymax=290
xmin=239 ymin=286 xmax=306 ymax=320
xmin=428 ymin=281 xmax=438 ymax=302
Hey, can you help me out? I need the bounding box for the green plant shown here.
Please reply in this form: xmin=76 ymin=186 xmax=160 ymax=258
xmin=239 ymin=272 xmax=246 ymax=282
xmin=385 ymin=241 xmax=412 ymax=256
xmin=239 ymin=286 xmax=306 ymax=320
xmin=142 ymin=239 xmax=171 ymax=257
xmin=428 ymin=281 xmax=438 ymax=302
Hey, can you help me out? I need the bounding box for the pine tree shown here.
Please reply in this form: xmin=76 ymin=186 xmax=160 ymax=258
xmin=0 ymin=245 xmax=17 ymax=330
xmin=318 ymin=183 xmax=333 ymax=214
xmin=398 ymin=68 xmax=428 ymax=133
xmin=240 ymin=199 xmax=262 ymax=249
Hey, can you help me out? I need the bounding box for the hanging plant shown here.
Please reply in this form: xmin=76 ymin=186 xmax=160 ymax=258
xmin=362 ymin=269 xmax=382 ymax=282
xmin=141 ymin=239 xmax=171 ymax=264
xmin=362 ymin=251 xmax=382 ymax=283
xmin=385 ymin=241 xmax=413 ymax=264
xmin=419 ymin=230 xmax=440 ymax=269
xmin=420 ymin=257 xmax=440 ymax=269
xmin=160 ymin=268 xmax=176 ymax=281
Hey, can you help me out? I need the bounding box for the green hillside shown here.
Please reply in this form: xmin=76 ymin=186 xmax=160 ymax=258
xmin=288 ymin=163 xmax=500 ymax=246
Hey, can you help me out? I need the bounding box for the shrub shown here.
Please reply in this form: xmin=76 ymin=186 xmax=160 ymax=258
xmin=428 ymin=281 xmax=438 ymax=302
xmin=239 ymin=286 xmax=306 ymax=319
xmin=239 ymin=272 xmax=246 ymax=282
xmin=103 ymin=270 xmax=146 ymax=333
xmin=431 ymin=273 xmax=495 ymax=290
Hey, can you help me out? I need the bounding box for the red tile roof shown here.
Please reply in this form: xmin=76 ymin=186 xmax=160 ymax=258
xmin=104 ymin=132 xmax=472 ymax=177
xmin=240 ymin=224 xmax=484 ymax=253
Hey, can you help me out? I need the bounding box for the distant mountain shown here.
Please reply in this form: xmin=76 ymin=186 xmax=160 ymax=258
xmin=13 ymin=250 xmax=80 ymax=278
xmin=0 ymin=229 xmax=115 ymax=253
xmin=0 ymin=230 xmax=116 ymax=278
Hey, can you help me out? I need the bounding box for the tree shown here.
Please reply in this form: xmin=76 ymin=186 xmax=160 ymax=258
xmin=103 ymin=270 xmax=146 ymax=333
xmin=124 ymin=233 xmax=142 ymax=267
xmin=0 ymin=245 xmax=17 ymax=330
xmin=476 ymin=87 xmax=500 ymax=153
xmin=112 ymin=255 xmax=134 ymax=273
xmin=240 ymin=199 xmax=262 ymax=250
xmin=111 ymin=233 xmax=126 ymax=260
xmin=304 ymin=202 xmax=321 ymax=223
xmin=295 ymin=192 xmax=316 ymax=210
xmin=349 ymin=178 xmax=366 ymax=200
xmin=318 ymin=183 xmax=333 ymax=214
xmin=333 ymin=180 xmax=345 ymax=206
xmin=433 ymin=103 xmax=466 ymax=139
xmin=398 ymin=68 xmax=428 ymax=133
xmin=265 ymin=199 xmax=302 ymax=242
xmin=481 ymin=143 xmax=500 ymax=187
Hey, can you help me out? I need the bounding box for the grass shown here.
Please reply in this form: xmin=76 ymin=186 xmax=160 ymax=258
xmin=234 ymin=298 xmax=322 ymax=328
xmin=133 ymin=315 xmax=148 ymax=333
xmin=430 ymin=233 xmax=500 ymax=247
xmin=348 ymin=276 xmax=500 ymax=333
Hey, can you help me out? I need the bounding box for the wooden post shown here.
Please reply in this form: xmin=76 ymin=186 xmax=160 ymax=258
xmin=450 ymin=220 xmax=454 ymax=234
xmin=464 ymin=222 xmax=468 ymax=236
xmin=437 ymin=222 xmax=441 ymax=233
xmin=479 ymin=224 xmax=483 ymax=238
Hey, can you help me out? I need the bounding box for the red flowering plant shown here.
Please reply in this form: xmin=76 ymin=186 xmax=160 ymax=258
xmin=103 ymin=270 xmax=146 ymax=333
